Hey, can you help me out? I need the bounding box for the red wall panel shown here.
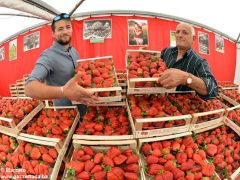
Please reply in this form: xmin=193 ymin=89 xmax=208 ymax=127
xmin=0 ymin=15 xmax=237 ymax=96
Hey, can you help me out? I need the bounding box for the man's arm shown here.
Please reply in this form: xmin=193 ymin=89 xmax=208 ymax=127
xmin=25 ymin=73 xmax=98 ymax=105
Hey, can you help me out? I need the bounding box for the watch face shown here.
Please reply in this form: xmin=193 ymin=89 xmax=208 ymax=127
xmin=187 ymin=77 xmax=192 ymax=84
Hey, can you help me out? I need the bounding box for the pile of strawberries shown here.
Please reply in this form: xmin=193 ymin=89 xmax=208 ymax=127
xmin=218 ymin=81 xmax=238 ymax=88
xmin=227 ymin=108 xmax=240 ymax=125
xmin=167 ymin=93 xmax=223 ymax=122
xmin=75 ymin=106 xmax=131 ymax=136
xmin=0 ymin=141 xmax=58 ymax=178
xmin=195 ymin=126 xmax=240 ymax=179
xmin=223 ymin=90 xmax=240 ymax=103
xmin=127 ymin=51 xmax=166 ymax=87
xmin=128 ymin=94 xmax=185 ymax=129
xmin=0 ymin=98 xmax=39 ymax=126
xmin=65 ymin=145 xmax=140 ymax=180
xmin=76 ymin=58 xmax=118 ymax=89
xmin=22 ymin=108 xmax=77 ymax=140
xmin=0 ymin=133 xmax=18 ymax=154
xmin=141 ymin=136 xmax=218 ymax=179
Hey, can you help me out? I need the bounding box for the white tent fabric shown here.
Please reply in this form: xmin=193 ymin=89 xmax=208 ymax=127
xmin=0 ymin=0 xmax=240 ymax=43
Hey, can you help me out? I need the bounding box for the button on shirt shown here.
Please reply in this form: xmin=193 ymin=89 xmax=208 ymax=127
xmin=26 ymin=41 xmax=79 ymax=106
xmin=161 ymin=47 xmax=218 ymax=100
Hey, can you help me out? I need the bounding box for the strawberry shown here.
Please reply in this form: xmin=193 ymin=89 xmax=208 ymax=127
xmin=113 ymin=154 xmax=127 ymax=165
xmin=124 ymin=163 xmax=139 ymax=173
xmin=148 ymin=164 xmax=164 ymax=175
xmin=107 ymin=172 xmax=118 ymax=180
xmin=141 ymin=143 xmax=152 ymax=156
xmin=66 ymin=161 xmax=84 ymax=174
xmin=201 ymin=162 xmax=215 ymax=177
xmin=30 ymin=147 xmax=41 ymax=160
xmin=78 ymin=154 xmax=91 ymax=162
xmin=151 ymin=149 xmax=162 ymax=157
xmin=93 ymin=153 xmax=104 ymax=164
xmin=176 ymin=152 xmax=187 ymax=164
xmin=48 ymin=148 xmax=58 ymax=159
xmin=83 ymin=146 xmax=95 ymax=156
xmin=151 ymin=142 xmax=162 ymax=150
xmin=107 ymin=146 xmax=121 ymax=159
xmin=171 ymin=168 xmax=185 ymax=179
xmin=193 ymin=153 xmax=204 ymax=166
xmin=93 ymin=171 xmax=106 ymax=180
xmin=124 ymin=172 xmax=138 ymax=180
xmin=164 ymin=160 xmax=176 ymax=171
xmin=206 ymin=144 xmax=217 ymax=156
xmin=171 ymin=140 xmax=180 ymax=151
xmin=146 ymin=155 xmax=158 ymax=164
xmin=42 ymin=153 xmax=55 ymax=164
xmin=91 ymin=165 xmax=103 ymax=174
xmin=112 ymin=167 xmax=124 ymax=180
xmin=103 ymin=156 xmax=114 ymax=167
xmin=197 ymin=149 xmax=206 ymax=160
xmin=186 ymin=172 xmax=195 ymax=180
xmin=126 ymin=154 xmax=138 ymax=164
xmin=52 ymin=126 xmax=63 ymax=135
xmin=180 ymin=159 xmax=194 ymax=171
xmin=39 ymin=146 xmax=49 ymax=154
xmin=155 ymin=171 xmax=173 ymax=180
xmin=24 ymin=143 xmax=33 ymax=155
xmin=76 ymin=171 xmax=90 ymax=179
xmin=185 ymin=147 xmax=193 ymax=159
xmin=22 ymin=161 xmax=35 ymax=175
xmin=84 ymin=160 xmax=95 ymax=172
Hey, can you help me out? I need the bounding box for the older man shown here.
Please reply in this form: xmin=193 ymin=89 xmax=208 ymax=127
xmin=158 ymin=23 xmax=218 ymax=99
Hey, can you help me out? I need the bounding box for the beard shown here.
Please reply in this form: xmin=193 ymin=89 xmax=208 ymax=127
xmin=57 ymin=36 xmax=72 ymax=46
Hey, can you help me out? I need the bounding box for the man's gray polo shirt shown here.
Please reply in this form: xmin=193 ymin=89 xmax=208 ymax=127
xmin=26 ymin=41 xmax=80 ymax=106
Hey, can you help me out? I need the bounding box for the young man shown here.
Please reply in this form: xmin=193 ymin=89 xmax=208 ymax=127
xmin=25 ymin=13 xmax=97 ymax=115
xmin=158 ymin=23 xmax=218 ymax=99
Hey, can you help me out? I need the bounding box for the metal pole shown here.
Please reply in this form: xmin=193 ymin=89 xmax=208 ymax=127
xmin=69 ymin=0 xmax=86 ymax=16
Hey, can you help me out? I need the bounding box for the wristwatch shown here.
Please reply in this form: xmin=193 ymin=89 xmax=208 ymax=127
xmin=186 ymin=73 xmax=193 ymax=85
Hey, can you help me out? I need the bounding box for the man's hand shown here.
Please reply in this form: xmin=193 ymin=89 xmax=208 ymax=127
xmin=157 ymin=68 xmax=188 ymax=89
xmin=63 ymin=72 xmax=98 ymax=105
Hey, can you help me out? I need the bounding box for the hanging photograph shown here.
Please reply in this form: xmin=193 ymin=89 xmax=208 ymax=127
xmin=24 ymin=31 xmax=40 ymax=51
xmin=9 ymin=39 xmax=17 ymax=61
xmin=83 ymin=19 xmax=112 ymax=39
xmin=0 ymin=47 xmax=4 ymax=61
xmin=170 ymin=31 xmax=176 ymax=47
xmin=128 ymin=19 xmax=148 ymax=46
xmin=215 ymin=34 xmax=224 ymax=53
xmin=198 ymin=32 xmax=210 ymax=54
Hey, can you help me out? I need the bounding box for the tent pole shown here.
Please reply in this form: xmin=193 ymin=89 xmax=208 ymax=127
xmin=69 ymin=0 xmax=86 ymax=16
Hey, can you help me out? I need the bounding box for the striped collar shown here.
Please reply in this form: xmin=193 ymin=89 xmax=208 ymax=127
xmin=171 ymin=47 xmax=193 ymax=57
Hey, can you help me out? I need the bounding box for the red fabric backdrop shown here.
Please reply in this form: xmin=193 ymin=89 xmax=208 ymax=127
xmin=0 ymin=15 xmax=237 ymax=96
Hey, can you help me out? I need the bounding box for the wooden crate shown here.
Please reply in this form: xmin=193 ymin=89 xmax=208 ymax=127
xmin=74 ymin=56 xmax=122 ymax=103
xmin=73 ymin=102 xmax=135 ymax=141
xmin=16 ymin=135 xmax=65 ymax=180
xmin=63 ymin=139 xmax=144 ymax=180
xmin=126 ymin=49 xmax=176 ymax=94
xmin=126 ymin=101 xmax=192 ymax=138
xmin=19 ymin=106 xmax=80 ymax=151
xmin=220 ymin=92 xmax=240 ymax=106
xmin=0 ymin=99 xmax=43 ymax=135
xmin=218 ymin=81 xmax=239 ymax=90
xmin=223 ymin=105 xmax=240 ymax=136
xmin=189 ymin=108 xmax=225 ymax=131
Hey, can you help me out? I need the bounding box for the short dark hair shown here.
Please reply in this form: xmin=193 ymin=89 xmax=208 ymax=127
xmin=51 ymin=13 xmax=71 ymax=32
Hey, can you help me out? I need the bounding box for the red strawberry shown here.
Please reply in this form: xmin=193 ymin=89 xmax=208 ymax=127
xmin=107 ymin=146 xmax=121 ymax=159
xmin=84 ymin=160 xmax=95 ymax=172
xmin=66 ymin=161 xmax=84 ymax=174
xmin=52 ymin=126 xmax=63 ymax=135
xmin=193 ymin=153 xmax=204 ymax=166
xmin=107 ymin=172 xmax=118 ymax=180
xmin=155 ymin=171 xmax=173 ymax=180
xmin=180 ymin=159 xmax=194 ymax=171
xmin=76 ymin=171 xmax=90 ymax=179
xmin=141 ymin=143 xmax=152 ymax=156
xmin=194 ymin=172 xmax=203 ymax=180
xmin=124 ymin=172 xmax=138 ymax=180
xmin=113 ymin=154 xmax=127 ymax=165
xmin=126 ymin=154 xmax=138 ymax=164
xmin=185 ymin=147 xmax=193 ymax=159
xmin=78 ymin=154 xmax=91 ymax=162
xmin=206 ymin=144 xmax=217 ymax=156
xmin=148 ymin=164 xmax=164 ymax=175
xmin=146 ymin=155 xmax=158 ymax=164
xmin=124 ymin=164 xmax=139 ymax=173
xmin=164 ymin=160 xmax=176 ymax=171
xmin=83 ymin=146 xmax=95 ymax=156
xmin=112 ymin=167 xmax=124 ymax=180
xmin=48 ymin=148 xmax=58 ymax=159
xmin=201 ymin=162 xmax=215 ymax=177
xmin=151 ymin=149 xmax=162 ymax=157
xmin=42 ymin=153 xmax=54 ymax=163
xmin=30 ymin=147 xmax=41 ymax=160
xmin=186 ymin=172 xmax=195 ymax=180
xmin=94 ymin=153 xmax=104 ymax=164
xmin=171 ymin=168 xmax=185 ymax=179
xmin=171 ymin=141 xmax=180 ymax=151
xmin=151 ymin=142 xmax=162 ymax=150
xmin=176 ymin=152 xmax=187 ymax=164
xmin=198 ymin=149 xmax=206 ymax=160
xmin=91 ymin=165 xmax=103 ymax=174
xmin=103 ymin=156 xmax=114 ymax=167
xmin=93 ymin=171 xmax=106 ymax=180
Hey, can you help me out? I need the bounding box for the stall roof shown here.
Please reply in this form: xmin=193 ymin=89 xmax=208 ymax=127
xmin=0 ymin=0 xmax=239 ymax=43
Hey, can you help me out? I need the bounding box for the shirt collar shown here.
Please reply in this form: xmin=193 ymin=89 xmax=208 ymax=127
xmin=53 ymin=41 xmax=72 ymax=52
xmin=171 ymin=47 xmax=193 ymax=57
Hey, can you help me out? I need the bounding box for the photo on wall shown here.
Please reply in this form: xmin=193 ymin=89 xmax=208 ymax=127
xmin=83 ymin=19 xmax=112 ymax=40
xmin=24 ymin=31 xmax=40 ymax=52
xmin=128 ymin=19 xmax=148 ymax=46
xmin=9 ymin=39 xmax=17 ymax=61
xmin=170 ymin=31 xmax=176 ymax=47
xmin=0 ymin=47 xmax=4 ymax=61
xmin=198 ymin=32 xmax=210 ymax=54
xmin=215 ymin=34 xmax=224 ymax=53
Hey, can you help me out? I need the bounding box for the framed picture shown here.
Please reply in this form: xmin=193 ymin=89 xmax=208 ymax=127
xmin=170 ymin=31 xmax=176 ymax=47
xmin=83 ymin=19 xmax=112 ymax=39
xmin=24 ymin=31 xmax=40 ymax=52
xmin=0 ymin=47 xmax=4 ymax=61
xmin=215 ymin=34 xmax=224 ymax=53
xmin=128 ymin=19 xmax=148 ymax=46
xmin=9 ymin=39 xmax=17 ymax=61
xmin=198 ymin=32 xmax=210 ymax=54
